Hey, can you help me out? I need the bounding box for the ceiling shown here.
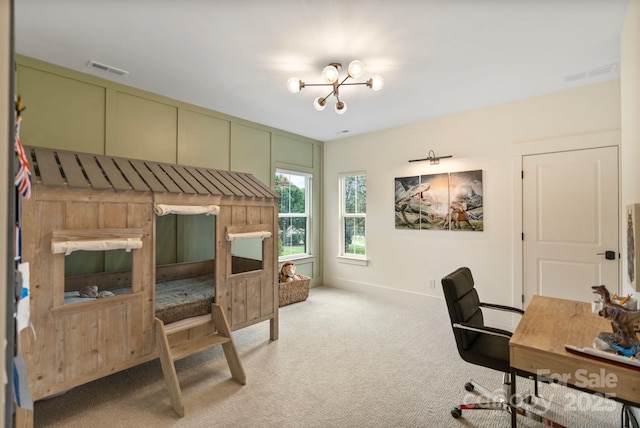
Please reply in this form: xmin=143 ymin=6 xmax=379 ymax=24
xmin=14 ymin=0 xmax=629 ymax=142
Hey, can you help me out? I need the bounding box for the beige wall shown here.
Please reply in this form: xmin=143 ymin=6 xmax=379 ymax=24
xmin=15 ymin=55 xmax=323 ymax=285
xmin=323 ymin=80 xmax=621 ymax=317
xmin=621 ymin=0 xmax=640 ymax=296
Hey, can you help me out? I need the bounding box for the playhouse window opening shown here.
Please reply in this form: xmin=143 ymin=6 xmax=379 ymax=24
xmin=63 ymin=248 xmax=135 ymax=304
xmin=231 ymin=237 xmax=264 ymax=275
xmin=155 ymin=212 xmax=216 ymax=268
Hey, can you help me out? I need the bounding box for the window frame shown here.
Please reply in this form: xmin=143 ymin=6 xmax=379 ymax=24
xmin=339 ymin=171 xmax=367 ymax=261
xmin=275 ymin=168 xmax=312 ymax=261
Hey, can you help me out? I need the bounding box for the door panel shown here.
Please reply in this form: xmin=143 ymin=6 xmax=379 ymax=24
xmin=523 ymin=147 xmax=619 ymax=305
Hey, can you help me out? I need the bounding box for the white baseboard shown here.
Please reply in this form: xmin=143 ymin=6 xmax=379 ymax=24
xmin=325 ymin=277 xmax=517 ymax=329
xmin=326 ymin=277 xmax=446 ymax=312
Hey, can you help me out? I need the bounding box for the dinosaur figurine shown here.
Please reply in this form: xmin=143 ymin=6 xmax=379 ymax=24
xmin=592 ymin=285 xmax=640 ymax=349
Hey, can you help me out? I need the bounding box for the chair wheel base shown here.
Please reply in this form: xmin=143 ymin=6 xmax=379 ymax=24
xmin=464 ymin=382 xmax=474 ymax=392
xmin=451 ymin=407 xmax=462 ymax=418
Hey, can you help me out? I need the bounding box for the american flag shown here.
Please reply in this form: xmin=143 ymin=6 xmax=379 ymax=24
xmin=14 ymin=117 xmax=31 ymax=199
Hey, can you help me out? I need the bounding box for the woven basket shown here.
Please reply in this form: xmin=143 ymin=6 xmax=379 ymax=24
xmin=279 ymin=275 xmax=310 ymax=307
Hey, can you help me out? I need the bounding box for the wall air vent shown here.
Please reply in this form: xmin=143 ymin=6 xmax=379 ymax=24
xmin=87 ymin=60 xmax=129 ymax=77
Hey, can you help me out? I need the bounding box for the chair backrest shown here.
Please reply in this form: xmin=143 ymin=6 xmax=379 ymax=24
xmin=441 ymin=267 xmax=485 ymax=351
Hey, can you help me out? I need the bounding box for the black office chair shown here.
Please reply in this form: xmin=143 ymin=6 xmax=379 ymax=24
xmin=441 ymin=267 xmax=562 ymax=426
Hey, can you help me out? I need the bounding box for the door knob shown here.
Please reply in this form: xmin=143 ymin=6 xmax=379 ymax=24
xmin=596 ymin=250 xmax=616 ymax=260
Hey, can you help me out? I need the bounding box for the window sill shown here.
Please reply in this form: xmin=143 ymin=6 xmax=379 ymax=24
xmin=337 ymin=256 xmax=368 ymax=267
xmin=279 ymin=254 xmax=315 ymax=263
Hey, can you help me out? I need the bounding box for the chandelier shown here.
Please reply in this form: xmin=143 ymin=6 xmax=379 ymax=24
xmin=287 ymin=60 xmax=384 ymax=114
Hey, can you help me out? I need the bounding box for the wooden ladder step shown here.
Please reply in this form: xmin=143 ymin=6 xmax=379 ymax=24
xmin=169 ymin=334 xmax=230 ymax=361
xmin=163 ymin=314 xmax=212 ymax=335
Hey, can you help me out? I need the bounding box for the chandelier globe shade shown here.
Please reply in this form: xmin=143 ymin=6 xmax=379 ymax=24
xmin=369 ymin=75 xmax=384 ymax=91
xmin=313 ymin=97 xmax=327 ymax=111
xmin=287 ymin=77 xmax=302 ymax=93
xmin=347 ymin=60 xmax=365 ymax=78
xmin=335 ymin=101 xmax=347 ymax=114
xmin=322 ymin=65 xmax=340 ymax=84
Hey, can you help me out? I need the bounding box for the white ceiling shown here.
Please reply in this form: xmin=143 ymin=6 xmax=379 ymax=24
xmin=15 ymin=0 xmax=629 ymax=142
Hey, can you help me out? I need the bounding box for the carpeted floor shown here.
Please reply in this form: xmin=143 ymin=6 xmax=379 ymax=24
xmin=33 ymin=286 xmax=622 ymax=427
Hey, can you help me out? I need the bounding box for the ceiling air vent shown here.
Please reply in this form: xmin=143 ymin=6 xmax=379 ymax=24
xmin=562 ymin=63 xmax=618 ymax=84
xmin=587 ymin=63 xmax=617 ymax=78
xmin=87 ymin=60 xmax=129 ymax=77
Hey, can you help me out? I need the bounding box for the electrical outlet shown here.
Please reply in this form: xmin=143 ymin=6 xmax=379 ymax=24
xmin=428 ymin=279 xmax=436 ymax=289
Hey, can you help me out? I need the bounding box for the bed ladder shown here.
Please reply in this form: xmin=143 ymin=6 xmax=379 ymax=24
xmin=155 ymin=303 xmax=246 ymax=417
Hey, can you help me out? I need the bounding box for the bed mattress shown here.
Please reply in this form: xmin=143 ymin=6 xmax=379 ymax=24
xmin=64 ymin=274 xmax=215 ymax=325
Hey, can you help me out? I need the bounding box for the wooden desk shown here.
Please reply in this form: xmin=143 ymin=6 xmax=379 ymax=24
xmin=509 ymin=295 xmax=640 ymax=427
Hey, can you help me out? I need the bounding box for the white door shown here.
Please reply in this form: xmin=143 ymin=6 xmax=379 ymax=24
xmin=522 ymin=146 xmax=619 ymax=306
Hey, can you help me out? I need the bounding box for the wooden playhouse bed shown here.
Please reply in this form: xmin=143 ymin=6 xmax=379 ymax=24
xmin=17 ymin=146 xmax=281 ymax=425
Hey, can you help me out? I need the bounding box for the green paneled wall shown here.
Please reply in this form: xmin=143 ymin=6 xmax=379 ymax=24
xmin=272 ymin=134 xmax=315 ymax=169
xmin=17 ymin=65 xmax=105 ymax=154
xmin=230 ymin=123 xmax=271 ymax=184
xmin=110 ymin=92 xmax=178 ymax=163
xmin=180 ymin=109 xmax=230 ymax=169
xmin=16 ymin=55 xmax=323 ymax=286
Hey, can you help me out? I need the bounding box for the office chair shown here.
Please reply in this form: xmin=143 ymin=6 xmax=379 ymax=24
xmin=441 ymin=267 xmax=563 ymax=426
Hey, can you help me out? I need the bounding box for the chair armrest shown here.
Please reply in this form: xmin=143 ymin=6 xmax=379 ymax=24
xmin=480 ymin=302 xmax=524 ymax=315
xmin=453 ymin=322 xmax=513 ymax=339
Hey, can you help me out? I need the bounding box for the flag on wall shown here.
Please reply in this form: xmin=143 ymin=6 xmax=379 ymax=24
xmin=13 ymin=353 xmax=33 ymax=410
xmin=16 ymin=262 xmax=31 ymax=334
xmin=14 ymin=116 xmax=31 ymax=200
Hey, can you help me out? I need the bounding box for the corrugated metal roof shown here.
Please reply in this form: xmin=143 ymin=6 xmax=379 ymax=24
xmin=24 ymin=145 xmax=279 ymax=199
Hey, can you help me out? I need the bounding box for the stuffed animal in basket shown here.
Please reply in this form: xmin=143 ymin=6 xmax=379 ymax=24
xmin=280 ymin=261 xmax=296 ymax=283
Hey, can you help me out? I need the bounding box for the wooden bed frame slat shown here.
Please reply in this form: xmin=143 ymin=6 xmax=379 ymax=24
xmin=145 ymin=162 xmax=183 ymax=193
xmin=198 ymin=169 xmax=236 ymax=196
xmin=182 ymin=166 xmax=221 ymax=195
xmin=235 ymin=173 xmax=271 ymax=198
xmin=113 ymin=158 xmax=150 ymax=191
xmin=208 ymin=169 xmax=245 ymax=197
xmin=158 ymin=164 xmax=197 ymax=194
xmin=76 ymin=153 xmax=112 ymax=189
xmin=129 ymin=160 xmax=167 ymax=192
xmin=33 ymin=147 xmax=65 ymax=186
xmin=95 ymin=156 xmax=133 ymax=191
xmin=55 ymin=151 xmax=89 ymax=188
xmin=227 ymin=171 xmax=261 ymax=198
xmin=243 ymin=173 xmax=280 ymax=199
xmin=171 ymin=165 xmax=210 ymax=195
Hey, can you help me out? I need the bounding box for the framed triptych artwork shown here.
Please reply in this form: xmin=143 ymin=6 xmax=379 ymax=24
xmin=627 ymin=204 xmax=640 ymax=291
xmin=394 ymin=169 xmax=483 ymax=231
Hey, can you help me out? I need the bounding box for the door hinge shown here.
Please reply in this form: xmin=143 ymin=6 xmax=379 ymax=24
xmin=521 ymin=170 xmax=524 ymax=179
xmin=522 ymin=294 xmax=525 ymax=304
xmin=521 ymin=232 xmax=524 ymax=241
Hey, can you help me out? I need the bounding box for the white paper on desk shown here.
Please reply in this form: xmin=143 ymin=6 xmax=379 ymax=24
xmin=16 ymin=262 xmax=30 ymax=334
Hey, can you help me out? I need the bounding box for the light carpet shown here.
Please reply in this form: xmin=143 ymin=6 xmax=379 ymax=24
xmin=34 ymin=286 xmax=622 ymax=427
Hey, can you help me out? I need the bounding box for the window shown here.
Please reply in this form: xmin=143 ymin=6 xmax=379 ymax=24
xmin=340 ymin=173 xmax=366 ymax=258
xmin=275 ymin=170 xmax=311 ymax=259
